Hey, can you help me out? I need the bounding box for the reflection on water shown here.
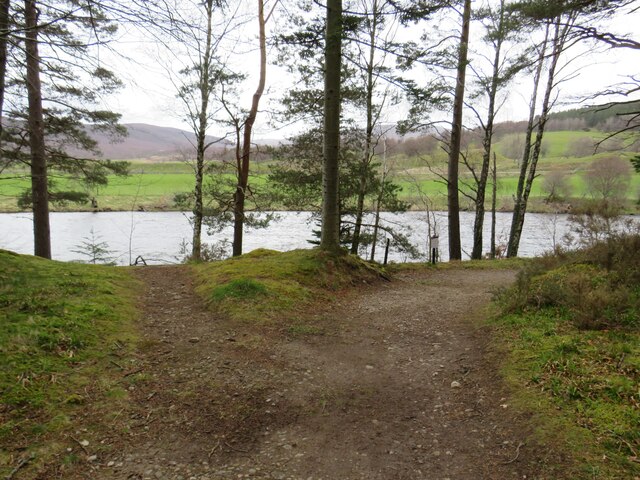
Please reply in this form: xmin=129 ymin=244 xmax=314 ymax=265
xmin=0 ymin=210 xmax=586 ymax=265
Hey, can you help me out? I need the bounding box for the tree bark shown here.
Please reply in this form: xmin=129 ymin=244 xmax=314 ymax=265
xmin=508 ymin=20 xmax=567 ymax=257
xmin=350 ymin=0 xmax=379 ymax=255
xmin=25 ymin=0 xmax=51 ymax=259
xmin=233 ymin=0 xmax=266 ymax=257
xmin=191 ymin=0 xmax=216 ymax=261
xmin=447 ymin=0 xmax=471 ymax=261
xmin=0 ymin=0 xmax=9 ymax=150
xmin=490 ymin=152 xmax=497 ymax=259
xmin=507 ymin=25 xmax=548 ymax=258
xmin=320 ymin=0 xmax=342 ymax=253
xmin=471 ymin=2 xmax=504 ymax=260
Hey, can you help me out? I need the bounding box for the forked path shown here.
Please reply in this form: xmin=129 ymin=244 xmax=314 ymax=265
xmin=82 ymin=266 xmax=544 ymax=480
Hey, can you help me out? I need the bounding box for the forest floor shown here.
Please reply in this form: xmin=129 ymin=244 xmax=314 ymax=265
xmin=67 ymin=265 xmax=555 ymax=480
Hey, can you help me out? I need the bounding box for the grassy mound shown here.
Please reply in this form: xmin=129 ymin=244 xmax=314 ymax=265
xmin=193 ymin=248 xmax=386 ymax=323
xmin=0 ymin=250 xmax=138 ymax=476
xmin=492 ymin=236 xmax=640 ymax=478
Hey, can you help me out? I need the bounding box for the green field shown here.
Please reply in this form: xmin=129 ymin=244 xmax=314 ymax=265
xmin=1 ymin=130 xmax=639 ymax=213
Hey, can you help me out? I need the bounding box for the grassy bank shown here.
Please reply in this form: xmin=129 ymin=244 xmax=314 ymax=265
xmin=193 ymin=249 xmax=385 ymax=329
xmin=0 ymin=251 xmax=139 ymax=478
xmin=491 ymin=236 xmax=640 ymax=478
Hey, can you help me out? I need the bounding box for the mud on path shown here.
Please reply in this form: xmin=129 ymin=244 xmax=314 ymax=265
xmin=76 ymin=266 xmax=544 ymax=480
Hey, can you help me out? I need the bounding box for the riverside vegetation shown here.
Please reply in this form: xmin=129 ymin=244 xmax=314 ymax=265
xmin=1 ymin=240 xmax=639 ymax=478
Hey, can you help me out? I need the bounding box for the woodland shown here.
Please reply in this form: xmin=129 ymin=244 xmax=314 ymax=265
xmin=0 ymin=0 xmax=639 ymax=262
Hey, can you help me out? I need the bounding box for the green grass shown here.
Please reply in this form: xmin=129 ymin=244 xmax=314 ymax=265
xmin=0 ymin=250 xmax=139 ymax=475
xmin=492 ymin=310 xmax=639 ymax=478
xmin=193 ymin=248 xmax=386 ymax=324
xmin=490 ymin=238 xmax=640 ymax=479
xmin=1 ymin=129 xmax=638 ymax=213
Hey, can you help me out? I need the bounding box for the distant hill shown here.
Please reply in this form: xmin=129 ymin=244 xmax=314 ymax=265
xmin=83 ymin=123 xmax=229 ymax=160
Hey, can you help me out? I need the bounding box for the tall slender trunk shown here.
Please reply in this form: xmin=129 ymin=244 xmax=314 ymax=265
xmin=370 ymin=137 xmax=387 ymax=262
xmin=490 ymin=152 xmax=497 ymax=259
xmin=471 ymin=3 xmax=504 ymax=260
xmin=447 ymin=0 xmax=471 ymax=261
xmin=506 ymin=25 xmax=548 ymax=258
xmin=233 ymin=0 xmax=266 ymax=257
xmin=508 ymin=20 xmax=566 ymax=257
xmin=191 ymin=0 xmax=215 ymax=261
xmin=350 ymin=0 xmax=379 ymax=255
xmin=320 ymin=0 xmax=342 ymax=253
xmin=25 ymin=0 xmax=50 ymax=259
xmin=0 ymin=0 xmax=10 ymax=152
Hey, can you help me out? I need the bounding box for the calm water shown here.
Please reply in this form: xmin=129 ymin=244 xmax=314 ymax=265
xmin=0 ymin=210 xmax=579 ymax=265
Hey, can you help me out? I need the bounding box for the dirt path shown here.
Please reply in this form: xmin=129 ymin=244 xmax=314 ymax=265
xmin=77 ymin=266 xmax=543 ymax=480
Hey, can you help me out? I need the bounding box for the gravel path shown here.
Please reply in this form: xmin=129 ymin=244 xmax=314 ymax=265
xmin=70 ymin=265 xmax=544 ymax=480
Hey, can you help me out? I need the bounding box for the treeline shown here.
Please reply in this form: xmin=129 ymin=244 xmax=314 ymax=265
xmin=2 ymin=0 xmax=639 ymax=263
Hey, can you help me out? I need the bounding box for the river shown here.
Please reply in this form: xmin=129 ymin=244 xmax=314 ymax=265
xmin=0 ymin=210 xmax=587 ymax=265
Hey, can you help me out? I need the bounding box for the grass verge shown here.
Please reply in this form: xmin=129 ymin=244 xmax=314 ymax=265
xmin=490 ymin=236 xmax=640 ymax=479
xmin=0 ymin=250 xmax=139 ymax=478
xmin=192 ymin=248 xmax=386 ymax=325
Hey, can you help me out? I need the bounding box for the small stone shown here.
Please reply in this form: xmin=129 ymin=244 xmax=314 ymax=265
xmin=365 ymin=365 xmax=374 ymax=370
xmin=451 ymin=381 xmax=462 ymax=389
xmin=107 ymin=461 xmax=115 ymax=467
xmin=189 ymin=337 xmax=200 ymax=343
xmin=80 ymin=439 xmax=90 ymax=447
xmin=88 ymin=455 xmax=97 ymax=462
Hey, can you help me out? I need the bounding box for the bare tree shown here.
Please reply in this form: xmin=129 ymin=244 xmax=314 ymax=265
xmin=468 ymin=0 xmax=527 ymax=260
xmin=232 ymin=0 xmax=270 ymax=257
xmin=585 ymin=156 xmax=631 ymax=201
xmin=170 ymin=0 xmax=231 ymax=260
xmin=542 ymin=168 xmax=571 ymax=202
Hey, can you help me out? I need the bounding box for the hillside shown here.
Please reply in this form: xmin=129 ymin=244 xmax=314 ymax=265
xmin=78 ymin=123 xmax=229 ymax=160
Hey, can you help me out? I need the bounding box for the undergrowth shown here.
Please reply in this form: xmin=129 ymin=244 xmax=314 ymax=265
xmin=193 ymin=248 xmax=386 ymax=324
xmin=0 ymin=250 xmax=138 ymax=477
xmin=492 ymin=234 xmax=640 ymax=479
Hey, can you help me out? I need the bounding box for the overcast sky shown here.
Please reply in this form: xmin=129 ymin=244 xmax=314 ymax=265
xmin=106 ymin=3 xmax=640 ymax=140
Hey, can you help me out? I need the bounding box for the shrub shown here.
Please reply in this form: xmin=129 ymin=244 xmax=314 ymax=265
xmin=499 ymin=234 xmax=640 ymax=330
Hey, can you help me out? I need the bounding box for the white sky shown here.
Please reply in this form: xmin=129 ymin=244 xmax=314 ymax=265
xmin=105 ymin=2 xmax=640 ymax=140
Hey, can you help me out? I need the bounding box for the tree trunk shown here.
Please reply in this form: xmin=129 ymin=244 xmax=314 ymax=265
xmin=0 ymin=0 xmax=10 ymax=150
xmin=507 ymin=20 xmax=566 ymax=257
xmin=471 ymin=3 xmax=504 ymax=260
xmin=350 ymin=0 xmax=379 ymax=255
xmin=447 ymin=0 xmax=471 ymax=261
xmin=191 ymin=0 xmax=215 ymax=261
xmin=25 ymin=0 xmax=51 ymax=259
xmin=507 ymin=26 xmax=548 ymax=257
xmin=233 ymin=0 xmax=266 ymax=257
xmin=370 ymin=137 xmax=387 ymax=262
xmin=490 ymin=152 xmax=497 ymax=259
xmin=320 ymin=0 xmax=342 ymax=253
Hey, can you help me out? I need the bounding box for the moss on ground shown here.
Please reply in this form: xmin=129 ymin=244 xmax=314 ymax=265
xmin=490 ymin=237 xmax=640 ymax=479
xmin=193 ymin=248 xmax=386 ymax=324
xmin=0 ymin=250 xmax=139 ymax=476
